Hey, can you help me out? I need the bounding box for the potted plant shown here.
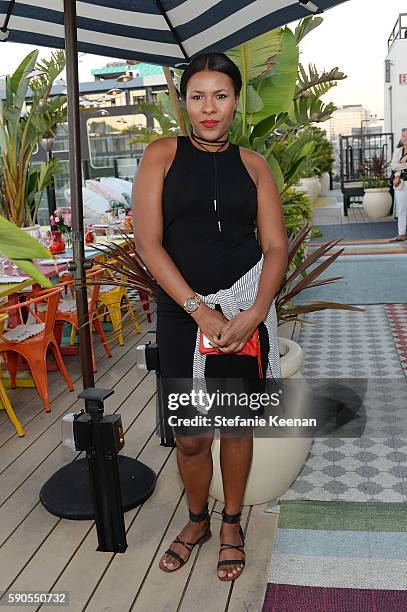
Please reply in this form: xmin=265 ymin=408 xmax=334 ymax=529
xmin=291 ymin=127 xmax=334 ymax=203
xmin=361 ymin=155 xmax=392 ymax=219
xmin=0 ymin=50 xmax=66 ymax=231
xmin=303 ymin=126 xmax=334 ymax=196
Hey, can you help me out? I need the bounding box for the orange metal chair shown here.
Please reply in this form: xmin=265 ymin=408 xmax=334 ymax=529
xmin=0 ymin=288 xmax=74 ymax=413
xmin=53 ymin=268 xmax=112 ymax=372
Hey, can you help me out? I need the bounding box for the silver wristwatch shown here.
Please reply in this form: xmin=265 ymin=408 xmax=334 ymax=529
xmin=183 ymin=294 xmax=202 ymax=313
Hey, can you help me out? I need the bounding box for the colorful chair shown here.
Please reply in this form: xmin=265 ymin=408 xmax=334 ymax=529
xmin=97 ymin=265 xmax=142 ymax=346
xmin=0 ymin=288 xmax=74 ymax=413
xmin=126 ymin=253 xmax=152 ymax=323
xmin=53 ymin=268 xmax=112 ymax=372
xmin=139 ymin=290 xmax=152 ymax=323
xmin=0 ymin=314 xmax=24 ymax=436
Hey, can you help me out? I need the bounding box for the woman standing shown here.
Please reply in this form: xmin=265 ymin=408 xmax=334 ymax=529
xmin=389 ymin=128 xmax=407 ymax=242
xmin=132 ymin=53 xmax=287 ymax=581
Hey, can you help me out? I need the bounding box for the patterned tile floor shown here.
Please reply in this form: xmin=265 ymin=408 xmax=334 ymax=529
xmin=267 ymin=306 xmax=407 ymax=507
xmin=386 ymin=304 xmax=407 ymax=373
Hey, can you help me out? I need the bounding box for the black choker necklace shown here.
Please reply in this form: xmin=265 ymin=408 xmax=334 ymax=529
xmin=189 ymin=132 xmax=228 ymax=233
xmin=190 ymin=131 xmax=229 ymax=153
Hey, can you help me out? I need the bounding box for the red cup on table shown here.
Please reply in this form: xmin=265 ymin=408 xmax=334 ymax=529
xmin=85 ymin=226 xmax=95 ymax=244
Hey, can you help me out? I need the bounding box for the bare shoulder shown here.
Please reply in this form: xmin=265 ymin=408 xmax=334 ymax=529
xmin=137 ymin=136 xmax=178 ymax=177
xmin=239 ymin=146 xmax=270 ymax=184
xmin=143 ymin=136 xmax=177 ymax=161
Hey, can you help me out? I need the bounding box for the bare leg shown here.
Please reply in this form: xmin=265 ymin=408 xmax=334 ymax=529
xmin=160 ymin=432 xmax=215 ymax=571
xmin=218 ymin=430 xmax=253 ymax=579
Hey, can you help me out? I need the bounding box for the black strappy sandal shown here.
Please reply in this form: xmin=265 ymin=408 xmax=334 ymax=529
xmin=216 ymin=509 xmax=246 ymax=581
xmin=159 ymin=503 xmax=211 ymax=573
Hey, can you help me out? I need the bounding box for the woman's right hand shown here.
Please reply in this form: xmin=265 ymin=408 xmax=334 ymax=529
xmin=191 ymin=303 xmax=228 ymax=346
xmin=394 ymin=175 xmax=402 ymax=188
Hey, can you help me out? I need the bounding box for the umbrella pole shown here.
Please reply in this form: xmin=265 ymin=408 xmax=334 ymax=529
xmin=40 ymin=1 xmax=156 ymax=543
xmin=63 ymin=0 xmax=94 ymax=389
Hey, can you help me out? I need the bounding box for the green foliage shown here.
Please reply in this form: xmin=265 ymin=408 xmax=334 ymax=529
xmin=0 ymin=50 xmax=67 ymax=227
xmin=0 ymin=216 xmax=52 ymax=287
xmin=266 ymin=132 xmax=316 ymax=191
xmin=296 ymin=125 xmax=335 ymax=177
xmin=293 ymin=16 xmax=324 ymax=44
xmin=362 ymin=177 xmax=389 ymax=189
xmin=225 ymin=17 xmax=345 ymax=192
xmin=280 ymin=187 xmax=314 ymax=267
xmin=281 ymin=187 xmax=313 ymax=234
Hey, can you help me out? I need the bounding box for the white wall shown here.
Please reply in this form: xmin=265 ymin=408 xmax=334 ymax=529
xmin=384 ymin=38 xmax=407 ymax=146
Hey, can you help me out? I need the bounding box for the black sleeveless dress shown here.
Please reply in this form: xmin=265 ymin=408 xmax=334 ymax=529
xmin=156 ymin=136 xmax=269 ymax=431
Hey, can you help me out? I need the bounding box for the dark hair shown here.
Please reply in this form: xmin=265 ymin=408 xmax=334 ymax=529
xmin=180 ymin=52 xmax=242 ymax=100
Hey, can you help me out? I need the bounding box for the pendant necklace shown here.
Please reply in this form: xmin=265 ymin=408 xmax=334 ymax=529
xmin=190 ymin=131 xmax=229 ymax=232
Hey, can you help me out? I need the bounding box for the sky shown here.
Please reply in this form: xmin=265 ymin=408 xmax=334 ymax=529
xmin=0 ymin=0 xmax=405 ymax=116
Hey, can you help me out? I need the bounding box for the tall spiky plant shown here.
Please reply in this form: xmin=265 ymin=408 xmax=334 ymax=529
xmin=0 ymin=50 xmax=66 ymax=227
xmin=275 ymin=225 xmax=364 ymax=324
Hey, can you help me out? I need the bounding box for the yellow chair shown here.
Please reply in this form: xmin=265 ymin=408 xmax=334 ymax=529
xmin=98 ymin=267 xmax=142 ymax=346
xmin=0 ymin=314 xmax=24 ymax=437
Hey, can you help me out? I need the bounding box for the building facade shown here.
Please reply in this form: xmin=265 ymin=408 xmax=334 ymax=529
xmin=326 ymin=105 xmax=369 ymax=140
xmin=384 ymin=14 xmax=407 ymax=145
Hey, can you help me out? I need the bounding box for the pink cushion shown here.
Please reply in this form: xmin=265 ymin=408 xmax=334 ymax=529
xmin=86 ymin=180 xmax=127 ymax=205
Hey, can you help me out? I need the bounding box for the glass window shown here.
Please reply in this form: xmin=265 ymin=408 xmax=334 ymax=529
xmin=53 ymin=123 xmax=69 ymax=153
xmin=86 ymin=114 xmax=146 ymax=168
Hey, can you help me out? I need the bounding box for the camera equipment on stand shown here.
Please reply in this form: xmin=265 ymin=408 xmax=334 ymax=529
xmin=40 ymin=388 xmax=156 ymax=552
xmin=73 ymin=388 xmax=126 ymax=552
xmin=136 ymin=339 xmax=175 ymax=447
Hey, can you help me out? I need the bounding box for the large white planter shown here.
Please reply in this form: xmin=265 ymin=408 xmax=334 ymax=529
xmin=319 ymin=172 xmax=331 ymax=196
xmin=314 ymin=175 xmax=322 ymax=199
xmin=294 ymin=177 xmax=320 ymax=204
xmin=209 ymin=337 xmax=313 ymax=505
xmin=362 ymin=188 xmax=392 ymax=219
xmin=21 ymin=224 xmax=41 ymax=240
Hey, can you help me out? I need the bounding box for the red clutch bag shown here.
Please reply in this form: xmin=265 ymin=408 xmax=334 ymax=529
xmin=199 ymin=328 xmax=263 ymax=377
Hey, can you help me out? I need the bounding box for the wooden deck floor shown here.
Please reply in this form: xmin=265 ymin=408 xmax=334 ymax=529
xmin=0 ymin=310 xmax=280 ymax=612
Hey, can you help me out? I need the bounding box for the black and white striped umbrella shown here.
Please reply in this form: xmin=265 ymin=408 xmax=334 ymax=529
xmin=1 ymin=0 xmax=348 ymax=66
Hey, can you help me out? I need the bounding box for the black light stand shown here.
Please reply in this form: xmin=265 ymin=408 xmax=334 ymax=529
xmin=39 ymin=388 xmax=156 ymax=551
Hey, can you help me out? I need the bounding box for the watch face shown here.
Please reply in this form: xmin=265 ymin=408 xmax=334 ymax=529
xmin=185 ymin=297 xmax=198 ymax=312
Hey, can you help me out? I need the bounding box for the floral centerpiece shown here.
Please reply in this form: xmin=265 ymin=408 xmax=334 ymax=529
xmin=50 ymin=208 xmax=72 ymax=248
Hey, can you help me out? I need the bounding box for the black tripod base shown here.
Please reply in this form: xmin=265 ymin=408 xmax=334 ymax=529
xmin=40 ymin=456 xmax=156 ymax=519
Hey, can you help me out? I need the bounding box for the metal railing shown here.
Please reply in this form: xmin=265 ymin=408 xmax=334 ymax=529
xmin=388 ymin=13 xmax=407 ymax=49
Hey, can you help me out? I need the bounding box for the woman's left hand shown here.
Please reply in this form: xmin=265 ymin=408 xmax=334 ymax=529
xmin=210 ymin=307 xmax=263 ymax=354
